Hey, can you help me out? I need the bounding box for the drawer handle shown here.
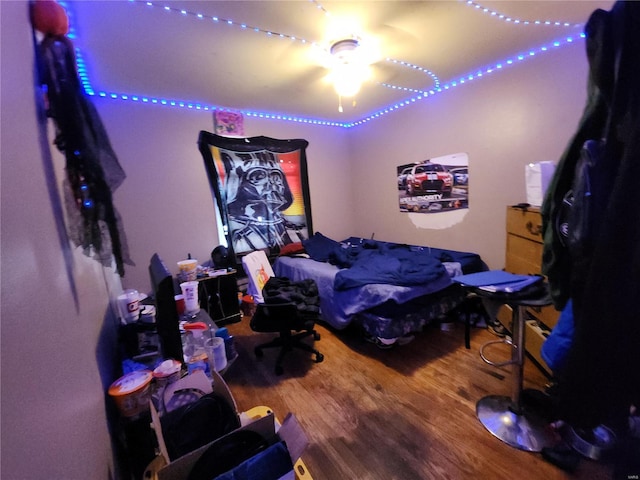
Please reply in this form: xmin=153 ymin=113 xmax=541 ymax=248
xmin=526 ymin=221 xmax=543 ymax=236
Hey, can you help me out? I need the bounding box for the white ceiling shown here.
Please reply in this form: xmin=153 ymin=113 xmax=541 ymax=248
xmin=68 ymin=0 xmax=612 ymax=125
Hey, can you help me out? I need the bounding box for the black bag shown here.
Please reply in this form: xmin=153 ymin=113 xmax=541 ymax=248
xmin=160 ymin=391 xmax=241 ymax=461
xmin=556 ymin=139 xmax=604 ymax=256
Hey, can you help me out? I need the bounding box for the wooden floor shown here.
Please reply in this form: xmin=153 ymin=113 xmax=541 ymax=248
xmin=222 ymin=317 xmax=615 ymax=480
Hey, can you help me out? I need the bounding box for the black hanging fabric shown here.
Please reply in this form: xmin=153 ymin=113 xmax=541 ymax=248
xmin=541 ymin=1 xmax=640 ymax=429
xmin=36 ymin=34 xmax=131 ymax=276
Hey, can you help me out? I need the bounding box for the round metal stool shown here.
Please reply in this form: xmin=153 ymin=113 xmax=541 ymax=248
xmin=471 ymin=285 xmax=555 ymax=452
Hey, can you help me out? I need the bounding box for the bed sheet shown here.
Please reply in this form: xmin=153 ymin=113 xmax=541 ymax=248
xmin=355 ymin=285 xmax=465 ymax=339
xmin=273 ymin=256 xmax=453 ymax=330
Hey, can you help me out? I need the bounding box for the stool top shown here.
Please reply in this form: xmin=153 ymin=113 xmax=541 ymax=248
xmin=466 ymin=282 xmax=553 ymax=307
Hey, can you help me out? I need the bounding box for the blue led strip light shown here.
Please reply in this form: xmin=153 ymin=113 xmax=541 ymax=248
xmin=67 ymin=0 xmax=351 ymax=127
xmin=381 ymin=58 xmax=441 ymax=93
xmin=379 ymin=0 xmax=584 ymax=94
xmin=351 ymin=32 xmax=585 ymax=127
xmin=309 ymin=0 xmax=331 ymax=17
xmin=138 ymin=0 xmax=316 ymax=46
xmin=65 ymin=0 xmax=585 ymax=128
xmin=90 ymin=89 xmax=351 ymax=127
xmin=58 ymin=2 xmax=93 ymax=96
xmin=58 ymin=1 xmax=75 ymax=38
xmin=463 ymin=0 xmax=582 ymax=28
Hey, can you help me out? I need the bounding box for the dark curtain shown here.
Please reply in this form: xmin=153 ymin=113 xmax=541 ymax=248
xmin=541 ymin=1 xmax=640 ymax=429
xmin=37 ymin=35 xmax=132 ymax=276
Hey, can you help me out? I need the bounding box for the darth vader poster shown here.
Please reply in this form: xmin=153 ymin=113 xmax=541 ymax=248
xmin=198 ymin=131 xmax=313 ymax=262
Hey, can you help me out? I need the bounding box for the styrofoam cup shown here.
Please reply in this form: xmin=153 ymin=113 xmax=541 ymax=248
xmin=180 ymin=281 xmax=199 ymax=313
xmin=117 ymin=289 xmax=140 ymax=323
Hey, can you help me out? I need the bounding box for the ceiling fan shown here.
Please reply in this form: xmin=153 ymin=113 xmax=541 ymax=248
xmin=327 ymin=38 xmax=372 ymax=111
xmin=307 ymin=3 xmax=425 ymax=113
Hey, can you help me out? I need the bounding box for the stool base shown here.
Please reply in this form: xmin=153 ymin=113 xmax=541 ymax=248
xmin=476 ymin=395 xmax=555 ymax=452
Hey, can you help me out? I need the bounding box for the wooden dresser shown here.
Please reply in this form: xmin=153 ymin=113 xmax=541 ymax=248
xmin=496 ymin=206 xmax=560 ymax=375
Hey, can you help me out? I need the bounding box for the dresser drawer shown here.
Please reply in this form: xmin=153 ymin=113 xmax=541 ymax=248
xmin=494 ymin=306 xmax=554 ymax=375
xmin=526 ymin=304 xmax=560 ymax=329
xmin=494 ymin=302 xmax=559 ymax=330
xmin=496 ymin=305 xmax=553 ymax=375
xmin=496 ymin=304 xmax=513 ymax=330
xmin=502 ymin=206 xmax=554 ymax=376
xmin=505 ymin=234 xmax=543 ymax=275
xmin=506 ymin=207 xmax=544 ymax=243
xmin=525 ymin=320 xmax=552 ymax=375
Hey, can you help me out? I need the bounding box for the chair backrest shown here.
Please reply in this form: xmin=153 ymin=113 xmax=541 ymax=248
xmin=241 ymin=250 xmax=274 ymax=304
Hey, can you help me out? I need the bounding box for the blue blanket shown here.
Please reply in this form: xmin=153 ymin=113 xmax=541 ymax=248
xmin=274 ymin=233 xmax=485 ymax=330
xmin=302 ymin=233 xmax=483 ymax=290
xmin=273 ymin=256 xmax=453 ymax=330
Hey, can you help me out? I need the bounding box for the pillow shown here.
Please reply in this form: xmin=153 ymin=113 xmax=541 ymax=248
xmin=279 ymin=242 xmax=305 ymax=256
xmin=302 ymin=232 xmax=341 ymax=262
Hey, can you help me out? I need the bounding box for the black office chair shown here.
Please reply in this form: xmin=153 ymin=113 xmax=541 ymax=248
xmin=242 ymin=251 xmax=323 ymax=375
xmin=242 ymin=250 xmax=324 ymax=375
xmin=251 ymin=300 xmax=324 ymax=375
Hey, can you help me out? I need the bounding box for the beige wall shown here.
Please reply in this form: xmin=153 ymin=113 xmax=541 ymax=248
xmin=1 ymin=2 xmax=121 ymax=478
xmin=95 ymin=100 xmax=353 ymax=292
xmin=348 ymin=43 xmax=590 ymax=269
xmin=105 ymin=37 xmax=592 ymax=289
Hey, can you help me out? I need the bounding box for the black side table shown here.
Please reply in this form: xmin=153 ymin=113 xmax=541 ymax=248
xmin=469 ymin=284 xmax=555 ymax=452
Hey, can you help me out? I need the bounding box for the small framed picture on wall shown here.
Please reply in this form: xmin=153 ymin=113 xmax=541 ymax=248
xmin=213 ymin=109 xmax=244 ymax=136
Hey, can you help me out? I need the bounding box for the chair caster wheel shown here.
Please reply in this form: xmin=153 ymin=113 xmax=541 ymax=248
xmin=254 ymin=348 xmax=263 ymax=358
xmin=275 ymin=365 xmax=284 ymax=375
xmin=315 ymin=353 xmax=324 ymax=363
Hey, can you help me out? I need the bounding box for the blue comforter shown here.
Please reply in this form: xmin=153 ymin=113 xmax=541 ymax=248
xmin=274 ymin=256 xmax=454 ymax=330
xmin=333 ymin=245 xmax=446 ymax=290
xmin=302 ymin=233 xmax=483 ymax=290
xmin=274 ymin=234 xmax=485 ymax=330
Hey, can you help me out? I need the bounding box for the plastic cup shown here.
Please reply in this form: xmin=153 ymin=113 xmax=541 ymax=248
xmin=174 ymin=294 xmax=186 ymax=316
xmin=205 ymin=336 xmax=227 ymax=372
xmin=180 ymin=281 xmax=200 ymax=314
xmin=117 ymin=289 xmax=140 ymax=323
xmin=177 ymin=259 xmax=198 ymax=282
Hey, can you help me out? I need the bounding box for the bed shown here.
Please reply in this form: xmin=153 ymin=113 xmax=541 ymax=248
xmin=273 ymin=233 xmax=486 ymax=342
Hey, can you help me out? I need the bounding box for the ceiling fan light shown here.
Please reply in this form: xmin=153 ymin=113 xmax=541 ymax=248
xmin=330 ymin=38 xmax=360 ymax=59
xmin=331 ymin=43 xmax=369 ymax=97
xmin=333 ymin=71 xmax=363 ymax=97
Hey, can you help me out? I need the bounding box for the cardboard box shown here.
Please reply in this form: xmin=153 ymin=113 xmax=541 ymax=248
xmin=149 ymin=371 xmax=310 ymax=480
xmin=150 ymin=370 xmax=238 ymax=463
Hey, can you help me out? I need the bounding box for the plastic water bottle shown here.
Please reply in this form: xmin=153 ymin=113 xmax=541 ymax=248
xmin=215 ymin=327 xmax=237 ymax=361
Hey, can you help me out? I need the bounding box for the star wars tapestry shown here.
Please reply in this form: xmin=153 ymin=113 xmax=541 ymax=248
xmin=198 ymin=131 xmax=313 ymax=263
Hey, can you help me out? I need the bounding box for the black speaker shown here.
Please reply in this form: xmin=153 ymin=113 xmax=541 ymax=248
xmin=211 ymin=245 xmax=230 ymax=269
xmin=198 ymin=273 xmax=241 ymax=325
